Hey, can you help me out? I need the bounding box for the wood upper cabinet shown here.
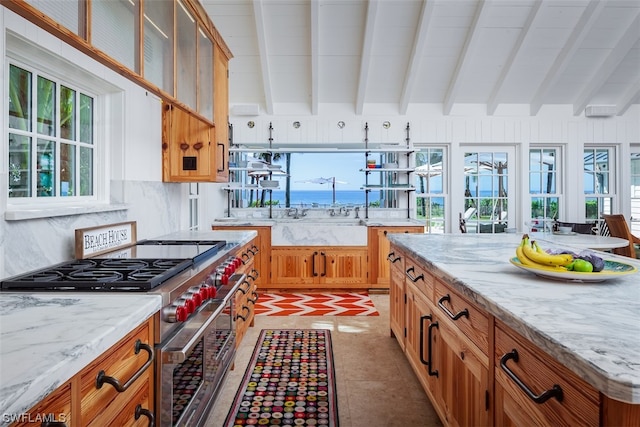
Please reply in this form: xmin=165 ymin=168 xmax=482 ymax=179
xmin=270 ymin=246 xmax=368 ymax=289
xmin=213 ymin=43 xmax=230 ymax=182
xmin=162 ymin=103 xmax=219 ymax=182
xmin=368 ymin=226 xmax=424 ymax=288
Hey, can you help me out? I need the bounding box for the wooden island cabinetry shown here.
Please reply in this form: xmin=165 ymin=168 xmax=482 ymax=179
xmin=12 ymin=318 xmax=155 ymax=427
xmin=270 ymin=246 xmax=368 ymax=289
xmin=390 ymin=242 xmax=640 ymax=426
xmin=231 ymin=237 xmax=260 ymax=346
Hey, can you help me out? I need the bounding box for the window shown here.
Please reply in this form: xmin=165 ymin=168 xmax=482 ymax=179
xmin=529 ymin=147 xmax=559 ymax=227
xmin=584 ymin=147 xmax=614 ymax=219
xmin=462 ymin=150 xmax=511 ymax=233
xmin=414 ymin=147 xmax=445 ymax=233
xmin=8 ymin=62 xmax=95 ymax=200
xmin=631 ymin=149 xmax=640 ymax=234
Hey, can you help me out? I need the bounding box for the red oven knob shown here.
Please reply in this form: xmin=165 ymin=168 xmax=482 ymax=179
xmin=185 ymin=291 xmax=202 ymax=308
xmin=208 ymin=286 xmax=217 ymax=299
xmin=233 ymin=257 xmax=242 ymax=267
xmin=225 ymin=264 xmax=234 ymax=275
xmin=176 ymin=297 xmax=195 ymax=315
xmin=162 ymin=304 xmax=188 ymax=323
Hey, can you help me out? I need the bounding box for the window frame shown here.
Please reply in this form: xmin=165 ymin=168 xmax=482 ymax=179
xmin=528 ymin=146 xmax=561 ymax=229
xmin=7 ymin=60 xmax=98 ymax=203
xmin=413 ymin=145 xmax=447 ymax=234
xmin=583 ymin=145 xmax=617 ymax=220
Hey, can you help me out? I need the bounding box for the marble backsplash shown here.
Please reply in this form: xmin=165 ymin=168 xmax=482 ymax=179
xmin=0 ymin=180 xmax=183 ymax=280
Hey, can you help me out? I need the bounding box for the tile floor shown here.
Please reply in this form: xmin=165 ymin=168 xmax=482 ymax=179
xmin=206 ymin=294 xmax=443 ymax=426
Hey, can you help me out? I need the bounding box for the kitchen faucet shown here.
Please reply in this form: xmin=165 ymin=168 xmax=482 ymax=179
xmin=339 ymin=206 xmax=350 ymax=216
xmin=354 ymin=206 xmax=360 ymax=219
xmin=286 ymin=207 xmax=298 ymax=218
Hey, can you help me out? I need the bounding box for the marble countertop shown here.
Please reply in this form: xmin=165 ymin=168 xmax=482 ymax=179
xmin=0 ymin=230 xmax=256 ymax=423
xmin=0 ymin=294 xmax=162 ymax=422
xmin=211 ymin=217 xmax=425 ymax=227
xmin=387 ymin=233 xmax=640 ymax=404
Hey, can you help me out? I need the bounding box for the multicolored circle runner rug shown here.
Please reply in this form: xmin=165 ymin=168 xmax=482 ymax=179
xmin=224 ymin=329 xmax=338 ymax=426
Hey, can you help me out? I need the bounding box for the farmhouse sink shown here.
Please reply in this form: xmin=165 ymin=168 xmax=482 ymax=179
xmin=271 ymin=218 xmax=367 ymax=245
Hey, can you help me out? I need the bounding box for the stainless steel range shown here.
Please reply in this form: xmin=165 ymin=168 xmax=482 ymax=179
xmin=0 ymin=232 xmax=254 ymax=427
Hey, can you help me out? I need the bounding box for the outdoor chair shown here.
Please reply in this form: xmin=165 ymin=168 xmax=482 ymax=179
xmin=602 ymin=214 xmax=640 ymax=259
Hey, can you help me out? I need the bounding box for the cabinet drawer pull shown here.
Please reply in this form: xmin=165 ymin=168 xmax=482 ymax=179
xmin=96 ymin=339 xmax=154 ymax=393
xmin=419 ymin=314 xmax=432 ymax=366
xmin=193 ymin=142 xmax=204 ymax=150
xmin=248 ymin=291 xmax=259 ymax=304
xmin=427 ymin=321 xmax=439 ymax=377
xmin=405 ymin=266 xmax=424 ymax=282
xmin=241 ymin=252 xmax=250 ymax=263
xmin=312 ymin=251 xmax=319 ymax=276
xmin=41 ymin=422 xmax=67 ymax=427
xmin=500 ymin=349 xmax=564 ymax=404
xmin=387 ymin=252 xmax=401 ymax=263
xmin=236 ymin=305 xmax=251 ymax=321
xmin=251 ymin=244 xmax=259 ymax=254
xmin=321 ymin=252 xmax=327 ymax=277
xmin=438 ymin=294 xmax=469 ymax=321
xmin=217 ymin=142 xmax=225 ymax=172
xmin=134 ymin=404 xmax=155 ymax=427
xmin=247 ymin=269 xmax=259 ymax=280
xmin=237 ymin=281 xmax=250 ymax=294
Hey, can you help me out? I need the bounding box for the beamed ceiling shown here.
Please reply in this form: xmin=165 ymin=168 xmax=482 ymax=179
xmin=201 ymin=0 xmax=640 ymax=117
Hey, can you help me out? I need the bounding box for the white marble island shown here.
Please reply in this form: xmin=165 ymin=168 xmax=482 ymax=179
xmin=0 ymin=293 xmax=161 ymax=424
xmin=387 ymin=232 xmax=640 ymax=404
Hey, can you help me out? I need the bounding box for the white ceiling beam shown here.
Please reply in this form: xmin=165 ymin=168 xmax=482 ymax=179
xmin=443 ymin=0 xmax=491 ymax=116
xmin=486 ymin=0 xmax=543 ymax=116
xmin=529 ymin=0 xmax=604 ymax=116
xmin=399 ymin=0 xmax=436 ymax=115
xmin=573 ymin=12 xmax=640 ymax=116
xmin=252 ymin=0 xmax=274 ymax=115
xmin=310 ymin=0 xmax=320 ymax=115
xmin=355 ymin=0 xmax=379 ymax=115
xmin=616 ymin=79 xmax=640 ymax=116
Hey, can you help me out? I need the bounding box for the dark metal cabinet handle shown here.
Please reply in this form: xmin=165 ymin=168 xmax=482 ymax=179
xmin=247 ymin=269 xmax=259 ymax=280
xmin=241 ymin=252 xmax=250 ymax=263
xmin=405 ymin=266 xmax=424 ymax=282
xmin=387 ymin=252 xmax=401 ymax=263
xmin=248 ymin=291 xmax=259 ymax=304
xmin=236 ymin=305 xmax=251 ymax=321
xmin=135 ymin=404 xmax=155 ymax=427
xmin=237 ymin=281 xmax=250 ymax=294
xmin=251 ymin=245 xmax=259 ymax=254
xmin=96 ymin=339 xmax=154 ymax=393
xmin=500 ymin=349 xmax=564 ymax=403
xmin=427 ymin=321 xmax=439 ymax=377
xmin=321 ymin=252 xmax=327 ymax=277
xmin=312 ymin=251 xmax=319 ymax=276
xmin=419 ymin=314 xmax=432 ymax=366
xmin=438 ymin=294 xmax=469 ymax=321
xmin=41 ymin=422 xmax=67 ymax=427
xmin=217 ymin=142 xmax=225 ymax=172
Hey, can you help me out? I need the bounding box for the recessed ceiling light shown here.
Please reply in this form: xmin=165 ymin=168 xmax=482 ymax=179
xmin=247 ymin=121 xmax=255 ymax=128
xmin=293 ymin=121 xmax=301 ymax=128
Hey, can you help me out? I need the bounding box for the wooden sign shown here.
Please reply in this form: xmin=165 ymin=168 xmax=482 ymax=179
xmin=75 ymin=221 xmax=137 ymax=259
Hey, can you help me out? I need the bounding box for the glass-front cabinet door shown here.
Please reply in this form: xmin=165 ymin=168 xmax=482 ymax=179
xmin=176 ymin=0 xmax=197 ymax=110
xmin=143 ymin=0 xmax=174 ymax=95
xmin=198 ymin=28 xmax=214 ymax=121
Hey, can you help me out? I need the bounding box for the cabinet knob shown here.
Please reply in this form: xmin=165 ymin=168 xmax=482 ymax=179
xmin=180 ymin=142 xmax=189 ymax=150
xmin=193 ymin=142 xmax=204 ymax=150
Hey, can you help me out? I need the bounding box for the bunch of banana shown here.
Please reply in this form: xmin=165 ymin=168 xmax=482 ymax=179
xmin=516 ymin=234 xmax=573 ymax=270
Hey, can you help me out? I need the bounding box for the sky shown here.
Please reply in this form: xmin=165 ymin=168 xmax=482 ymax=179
xmin=269 ymin=153 xmax=365 ymax=191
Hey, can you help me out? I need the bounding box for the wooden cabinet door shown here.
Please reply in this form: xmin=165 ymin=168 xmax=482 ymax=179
xmin=321 ymin=247 xmax=368 ymax=286
xmin=389 ymin=261 xmax=405 ymax=349
xmin=162 ymin=103 xmax=216 ymax=182
xmin=213 ymin=43 xmax=229 ymax=182
xmin=405 ymin=281 xmax=439 ymax=403
xmin=270 ymin=248 xmax=316 ymax=286
xmin=432 ymin=315 xmax=491 ymax=427
xmin=213 ymin=226 xmax=271 ymax=288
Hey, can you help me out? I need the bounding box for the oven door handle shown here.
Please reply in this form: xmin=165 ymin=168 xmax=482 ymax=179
xmin=160 ymin=299 xmax=227 ymax=364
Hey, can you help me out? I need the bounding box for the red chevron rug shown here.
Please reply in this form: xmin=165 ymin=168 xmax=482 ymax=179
xmin=255 ymin=292 xmax=379 ymax=316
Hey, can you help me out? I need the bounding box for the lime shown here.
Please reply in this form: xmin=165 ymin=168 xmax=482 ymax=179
xmin=573 ymin=259 xmax=593 ymax=272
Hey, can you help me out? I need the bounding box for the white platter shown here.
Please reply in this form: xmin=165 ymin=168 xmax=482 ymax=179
xmin=509 ymin=257 xmax=637 ymax=282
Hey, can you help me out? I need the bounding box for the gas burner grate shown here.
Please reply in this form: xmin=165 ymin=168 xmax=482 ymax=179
xmin=0 ymin=258 xmax=194 ymax=291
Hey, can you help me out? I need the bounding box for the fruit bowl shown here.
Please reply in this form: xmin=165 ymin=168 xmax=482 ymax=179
xmin=510 ymin=257 xmax=637 ymax=282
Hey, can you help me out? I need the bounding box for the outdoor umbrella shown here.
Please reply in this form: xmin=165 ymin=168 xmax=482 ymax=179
xmin=296 ymin=177 xmax=347 ymax=204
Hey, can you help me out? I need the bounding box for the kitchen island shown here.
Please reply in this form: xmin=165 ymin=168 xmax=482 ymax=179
xmin=387 ymin=232 xmax=639 ymax=426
